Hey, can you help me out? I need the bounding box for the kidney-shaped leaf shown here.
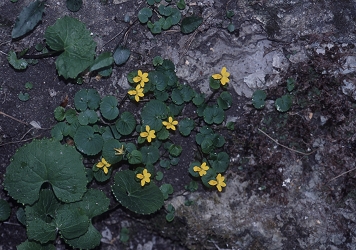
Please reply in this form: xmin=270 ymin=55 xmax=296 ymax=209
xmin=12 ymin=0 xmax=45 ymax=39
xmin=141 ymin=100 xmax=168 ymax=131
xmin=113 ymin=46 xmax=130 ymax=65
xmin=100 ymin=96 xmax=119 ymax=120
xmin=74 ymin=126 xmax=103 ymax=155
xmin=112 ymin=170 xmax=164 ymax=214
xmin=115 ymin=111 xmax=136 ymax=136
xmin=45 ymin=16 xmax=96 ymax=79
xmin=3 ymin=139 xmax=87 ymax=205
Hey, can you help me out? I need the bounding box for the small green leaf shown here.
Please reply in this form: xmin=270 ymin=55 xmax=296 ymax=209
xmin=90 ymin=52 xmax=114 ymax=72
xmin=149 ymin=71 xmax=168 ymax=91
xmin=78 ymin=109 xmax=98 ymax=125
xmin=217 ymin=91 xmax=232 ymax=110
xmin=287 ymin=77 xmax=295 ymax=92
xmin=203 ymin=105 xmax=225 ymax=124
xmin=226 ymin=10 xmax=234 ymax=19
xmin=66 ymin=0 xmax=83 ymax=12
xmin=66 ymin=224 xmax=101 ymax=249
xmin=153 ymin=56 xmax=163 ymax=66
xmin=18 ymin=91 xmax=29 ymax=101
xmin=177 ymin=0 xmax=186 ymax=10
xmin=160 ymin=184 xmax=173 ymax=200
xmin=100 ymin=96 xmax=119 ymax=120
xmin=188 ymin=161 xmax=201 ymax=178
xmin=178 ymin=118 xmax=195 ymax=136
xmin=115 ymin=111 xmax=136 ymax=135
xmin=12 ymin=0 xmax=45 ymax=39
xmin=25 ymin=82 xmax=33 ymax=89
xmin=192 ymin=93 xmax=205 ymax=106
xmin=45 ymin=16 xmax=96 ymax=79
xmin=74 ymin=126 xmax=103 ymax=155
xmin=16 ymin=207 xmax=26 ymax=226
xmin=54 ymin=106 xmax=66 ymax=121
xmin=112 ymin=170 xmax=164 ymax=214
xmin=169 ymin=144 xmax=182 ymax=157
xmin=227 ymin=23 xmax=235 ymax=33
xmin=3 ymin=139 xmax=87 ymax=205
xmin=160 ymin=159 xmax=170 ymax=169
xmin=127 ymin=150 xmax=142 ymax=164
xmin=0 ymin=199 xmax=11 ymax=221
xmin=181 ymin=15 xmax=203 ymax=34
xmin=155 ymin=171 xmax=164 ymax=181
xmin=138 ymin=7 xmax=152 ymax=23
xmin=120 ymin=228 xmax=130 ymax=243
xmin=74 ymin=89 xmax=101 ymax=111
xmin=7 ymin=51 xmax=28 ymax=70
xmin=149 ymin=20 xmax=163 ymax=34
xmin=141 ymin=146 xmax=160 ymax=165
xmin=275 ymin=94 xmax=292 ymax=112
xmin=113 ymin=46 xmax=131 ymax=65
xmin=252 ymin=89 xmax=267 ymax=109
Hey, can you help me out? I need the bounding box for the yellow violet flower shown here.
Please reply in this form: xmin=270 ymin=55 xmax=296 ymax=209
xmin=133 ymin=70 xmax=149 ymax=87
xmin=128 ymin=84 xmax=144 ymax=102
xmin=208 ymin=174 xmax=226 ymax=192
xmin=193 ymin=162 xmax=209 ymax=176
xmin=136 ymin=169 xmax=151 ymax=186
xmin=162 ymin=116 xmax=178 ymax=130
xmin=96 ymin=158 xmax=111 ymax=174
xmin=212 ymin=67 xmax=230 ymax=85
xmin=140 ymin=125 xmax=156 ymax=143
xmin=114 ymin=145 xmax=125 ymax=155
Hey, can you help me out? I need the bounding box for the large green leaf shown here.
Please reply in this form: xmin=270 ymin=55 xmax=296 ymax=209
xmin=74 ymin=126 xmax=103 ymax=155
xmin=100 ymin=96 xmax=119 ymax=120
xmin=45 ymin=16 xmax=96 ymax=79
xmin=112 ymin=170 xmax=164 ymax=214
xmin=102 ymin=139 xmax=124 ymax=164
xmin=3 ymin=139 xmax=87 ymax=205
xmin=55 ymin=206 xmax=89 ymax=239
xmin=65 ymin=224 xmax=101 ymax=249
xmin=17 ymin=240 xmax=56 ymax=250
xmin=141 ymin=100 xmax=168 ymax=131
xmin=140 ymin=145 xmax=160 ymax=165
xmin=12 ymin=0 xmax=45 ymax=39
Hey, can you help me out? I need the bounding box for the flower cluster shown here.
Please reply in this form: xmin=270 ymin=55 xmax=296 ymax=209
xmin=193 ymin=162 xmax=226 ymax=192
xmin=128 ymin=70 xmax=149 ymax=102
xmin=212 ymin=67 xmax=230 ymax=85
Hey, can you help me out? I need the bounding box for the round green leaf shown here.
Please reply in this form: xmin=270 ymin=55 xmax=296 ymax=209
xmin=275 ymin=94 xmax=293 ymax=112
xmin=51 ymin=122 xmax=67 ymax=141
xmin=3 ymin=139 xmax=87 ymax=205
xmin=193 ymin=93 xmax=205 ymax=106
xmin=0 ymin=199 xmax=11 ymax=221
xmin=181 ymin=15 xmax=203 ymax=34
xmin=178 ymin=118 xmax=195 ymax=136
xmin=100 ymin=96 xmax=119 ymax=120
xmin=93 ymin=164 xmax=112 ymax=182
xmin=209 ymin=77 xmax=220 ymax=90
xmin=78 ymin=109 xmax=98 ymax=125
xmin=7 ymin=51 xmax=28 ymax=70
xmin=102 ymin=139 xmax=124 ymax=164
xmin=140 ymin=146 xmax=160 ymax=165
xmin=74 ymin=89 xmax=101 ymax=111
xmin=252 ymin=89 xmax=267 ymax=109
xmin=115 ymin=111 xmax=136 ymax=135
xmin=66 ymin=0 xmax=83 ymax=12
xmin=138 ymin=7 xmax=152 ymax=23
xmin=160 ymin=183 xmax=173 ymax=200
xmin=112 ymin=170 xmax=164 ymax=214
xmin=171 ymin=88 xmax=184 ymax=105
xmin=149 ymin=71 xmax=167 ymax=91
xmin=127 ymin=150 xmax=142 ymax=164
xmin=203 ymin=105 xmax=225 ymax=124
xmin=54 ymin=106 xmax=66 ymax=121
xmin=169 ymin=144 xmax=182 ymax=157
xmin=74 ymin=126 xmax=103 ymax=155
xmin=18 ymin=92 xmax=30 ymax=101
xmin=160 ymin=159 xmax=170 ymax=169
xmin=141 ymin=100 xmax=168 ymax=131
xmin=211 ymin=152 xmax=230 ymax=173
xmin=155 ymin=171 xmax=164 ymax=181
xmin=113 ymin=46 xmax=131 ymax=65
xmin=201 ymin=138 xmax=214 ymax=154
xmin=217 ymin=91 xmax=232 ymax=110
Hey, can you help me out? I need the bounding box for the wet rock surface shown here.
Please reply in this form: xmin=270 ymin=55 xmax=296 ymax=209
xmin=1 ymin=0 xmax=356 ymax=249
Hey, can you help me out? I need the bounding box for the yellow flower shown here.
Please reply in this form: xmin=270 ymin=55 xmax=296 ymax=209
xmin=128 ymin=84 xmax=144 ymax=102
xmin=208 ymin=174 xmax=226 ymax=192
xmin=212 ymin=67 xmax=230 ymax=85
xmin=133 ymin=70 xmax=149 ymax=87
xmin=96 ymin=158 xmax=111 ymax=174
xmin=136 ymin=169 xmax=151 ymax=186
xmin=114 ymin=145 xmax=125 ymax=155
xmin=140 ymin=125 xmax=156 ymax=143
xmin=162 ymin=116 xmax=178 ymax=130
xmin=193 ymin=162 xmax=209 ymax=176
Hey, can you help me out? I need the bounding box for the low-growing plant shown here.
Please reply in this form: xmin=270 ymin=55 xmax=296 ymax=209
xmin=3 ymin=58 xmax=232 ymax=249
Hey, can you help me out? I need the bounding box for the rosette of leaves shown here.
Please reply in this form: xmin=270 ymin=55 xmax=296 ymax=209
xmin=3 ymin=139 xmax=87 ymax=205
xmin=112 ymin=170 xmax=164 ymax=214
xmin=45 ymin=16 xmax=96 ymax=79
xmin=195 ymin=126 xmax=226 ymax=154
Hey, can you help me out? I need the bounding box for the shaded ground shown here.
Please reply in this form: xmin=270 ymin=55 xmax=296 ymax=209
xmin=1 ymin=0 xmax=356 ymax=249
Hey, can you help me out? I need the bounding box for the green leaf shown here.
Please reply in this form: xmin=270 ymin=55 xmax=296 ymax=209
xmin=149 ymin=71 xmax=167 ymax=91
xmin=66 ymin=0 xmax=83 ymax=12
xmin=7 ymin=51 xmax=28 ymax=70
xmin=227 ymin=23 xmax=235 ymax=33
xmin=18 ymin=91 xmax=30 ymax=101
xmin=185 ymin=180 xmax=198 ymax=192
xmin=209 ymin=76 xmax=220 ymax=90
xmin=226 ymin=10 xmax=235 ymax=19
xmin=66 ymin=223 xmax=101 ymax=249
xmin=153 ymin=56 xmax=163 ymax=66
xmin=78 ymin=109 xmax=98 ymax=125
xmin=141 ymin=100 xmax=168 ymax=131
xmin=17 ymin=240 xmax=56 ymax=250
xmin=140 ymin=146 xmax=160 ymax=165
xmin=16 ymin=207 xmax=26 ymax=226
xmin=55 ymin=206 xmax=89 ymax=239
xmin=54 ymin=106 xmax=66 ymax=121
xmin=0 ymin=199 xmax=11 ymax=221
xmin=120 ymin=227 xmax=130 ymax=243
xmin=74 ymin=89 xmax=101 ymax=111
xmin=177 ymin=0 xmax=186 ymax=10
xmin=160 ymin=184 xmax=173 ymax=200
xmin=25 ymin=82 xmax=33 ymax=89
xmin=90 ymin=52 xmax=114 ymax=72
xmin=149 ymin=20 xmax=163 ymax=34
xmin=127 ymin=150 xmax=142 ymax=164
xmin=168 ymin=144 xmax=182 ymax=157
xmin=171 ymin=88 xmax=184 ymax=105
xmin=100 ymin=96 xmax=119 ymax=120
xmin=160 ymin=159 xmax=170 ymax=169
xmin=93 ymin=164 xmax=112 ymax=182
xmin=45 ymin=16 xmax=96 ymax=79
xmin=193 ymin=93 xmax=205 ymax=106
xmin=115 ymin=111 xmax=136 ymax=135
xmin=50 ymin=122 xmax=67 ymax=141
xmin=112 ymin=170 xmax=164 ymax=214
xmin=155 ymin=171 xmax=164 ymax=181
xmin=102 ymin=139 xmax=124 ymax=164
xmin=188 ymin=161 xmax=201 ymax=178
xmin=138 ymin=7 xmax=152 ymax=23
xmin=203 ymin=105 xmax=225 ymax=124
xmin=12 ymin=0 xmax=45 ymax=39
xmin=275 ymin=94 xmax=292 ymax=112
xmin=217 ymin=91 xmax=232 ymax=110
xmin=181 ymin=15 xmax=203 ymax=34
xmin=4 ymin=139 xmax=87 ymax=205
xmin=113 ymin=46 xmax=131 ymax=65
xmin=211 ymin=152 xmax=229 ymax=172
xmin=178 ymin=118 xmax=194 ymax=136
xmin=74 ymin=126 xmax=103 ymax=155
xmin=287 ymin=77 xmax=295 ymax=92
xmin=252 ymin=89 xmax=267 ymax=109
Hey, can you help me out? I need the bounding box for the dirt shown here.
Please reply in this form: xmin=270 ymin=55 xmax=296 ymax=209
xmin=1 ymin=0 xmax=356 ymax=249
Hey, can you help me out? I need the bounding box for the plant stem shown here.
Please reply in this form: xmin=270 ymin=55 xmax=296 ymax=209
xmin=21 ymin=50 xmax=63 ymax=59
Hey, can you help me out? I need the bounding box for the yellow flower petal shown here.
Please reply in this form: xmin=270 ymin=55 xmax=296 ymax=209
xmin=212 ymin=73 xmax=222 ymax=80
